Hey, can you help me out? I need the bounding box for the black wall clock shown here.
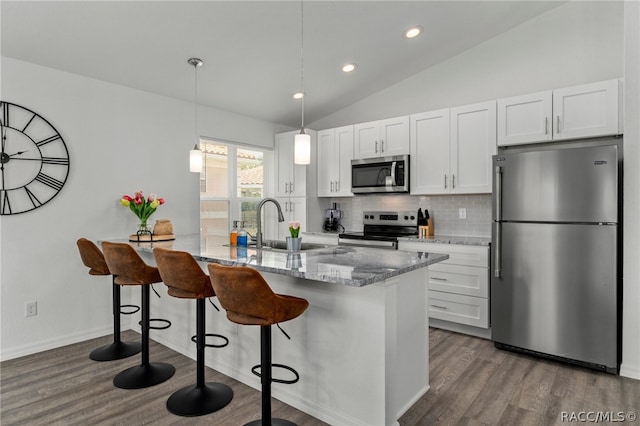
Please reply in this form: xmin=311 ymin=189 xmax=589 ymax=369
xmin=0 ymin=101 xmax=70 ymax=215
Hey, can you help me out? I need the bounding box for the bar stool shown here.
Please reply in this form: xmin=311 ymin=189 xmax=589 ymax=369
xmin=153 ymin=247 xmax=233 ymax=416
xmin=101 ymin=241 xmax=175 ymax=389
xmin=76 ymin=238 xmax=141 ymax=361
xmin=208 ymin=263 xmax=308 ymax=426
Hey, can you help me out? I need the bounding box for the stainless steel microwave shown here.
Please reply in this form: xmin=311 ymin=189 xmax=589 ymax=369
xmin=351 ymin=155 xmax=409 ymax=194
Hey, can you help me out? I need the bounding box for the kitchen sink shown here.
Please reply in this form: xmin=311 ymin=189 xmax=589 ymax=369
xmin=250 ymin=240 xmax=329 ymax=252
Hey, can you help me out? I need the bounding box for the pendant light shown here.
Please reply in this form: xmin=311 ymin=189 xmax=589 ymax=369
xmin=294 ymin=0 xmax=310 ymax=165
xmin=188 ymin=58 xmax=204 ymax=173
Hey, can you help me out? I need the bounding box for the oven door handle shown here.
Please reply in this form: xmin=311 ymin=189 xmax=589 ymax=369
xmin=338 ymin=239 xmax=398 ymax=250
xmin=390 ymin=161 xmax=397 ymax=186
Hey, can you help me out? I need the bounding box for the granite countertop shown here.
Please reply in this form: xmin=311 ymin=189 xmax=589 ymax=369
xmin=398 ymin=235 xmax=491 ymax=246
xmin=117 ymin=234 xmax=448 ymax=287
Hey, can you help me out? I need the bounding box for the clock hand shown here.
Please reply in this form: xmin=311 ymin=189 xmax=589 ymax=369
xmin=8 ymin=150 xmax=29 ymax=157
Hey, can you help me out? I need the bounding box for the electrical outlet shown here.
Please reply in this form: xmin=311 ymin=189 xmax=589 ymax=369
xmin=459 ymin=208 xmax=467 ymax=219
xmin=25 ymin=301 xmax=38 ymax=317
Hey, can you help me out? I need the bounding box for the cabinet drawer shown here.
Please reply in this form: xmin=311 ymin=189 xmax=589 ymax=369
xmin=401 ymin=242 xmax=489 ymax=267
xmin=427 ymin=290 xmax=489 ymax=328
xmin=428 ymin=264 xmax=488 ymax=298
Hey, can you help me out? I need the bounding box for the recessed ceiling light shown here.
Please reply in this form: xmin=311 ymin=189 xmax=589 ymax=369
xmin=404 ymin=26 xmax=423 ymax=39
xmin=292 ymin=91 xmax=305 ymax=100
xmin=342 ymin=63 xmax=357 ymax=73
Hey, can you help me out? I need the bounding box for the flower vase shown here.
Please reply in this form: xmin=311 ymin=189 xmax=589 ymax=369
xmin=286 ymin=236 xmax=302 ymax=252
xmin=137 ymin=220 xmax=152 ymax=238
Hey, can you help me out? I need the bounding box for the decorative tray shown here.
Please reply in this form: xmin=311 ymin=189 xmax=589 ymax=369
xmin=128 ymin=234 xmax=176 ymax=242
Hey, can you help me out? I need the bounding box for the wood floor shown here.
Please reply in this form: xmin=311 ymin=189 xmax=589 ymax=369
xmin=1 ymin=328 xmax=638 ymax=425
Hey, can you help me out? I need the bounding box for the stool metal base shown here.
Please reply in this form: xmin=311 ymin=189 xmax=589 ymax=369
xmin=244 ymin=419 xmax=297 ymax=426
xmin=167 ymin=382 xmax=233 ymax=417
xmin=113 ymin=362 xmax=175 ymax=389
xmin=89 ymin=341 xmax=141 ymax=362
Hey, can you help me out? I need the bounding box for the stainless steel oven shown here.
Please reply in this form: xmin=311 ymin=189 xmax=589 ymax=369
xmin=338 ymin=210 xmax=418 ymax=250
xmin=351 ymin=155 xmax=409 ymax=194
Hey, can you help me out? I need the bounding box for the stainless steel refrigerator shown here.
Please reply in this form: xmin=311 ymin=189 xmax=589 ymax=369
xmin=491 ymin=142 xmax=621 ymax=374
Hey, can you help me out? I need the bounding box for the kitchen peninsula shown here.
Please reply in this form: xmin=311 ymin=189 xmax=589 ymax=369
xmin=117 ymin=234 xmax=448 ymax=426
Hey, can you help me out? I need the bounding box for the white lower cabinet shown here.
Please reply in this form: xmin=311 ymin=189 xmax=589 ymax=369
xmin=398 ymin=241 xmax=490 ymax=337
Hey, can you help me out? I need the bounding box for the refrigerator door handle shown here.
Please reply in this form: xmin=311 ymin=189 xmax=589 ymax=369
xmin=494 ymin=165 xmax=503 ymax=278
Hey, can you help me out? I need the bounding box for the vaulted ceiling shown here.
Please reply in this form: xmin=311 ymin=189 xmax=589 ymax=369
xmin=1 ymin=1 xmax=563 ymax=127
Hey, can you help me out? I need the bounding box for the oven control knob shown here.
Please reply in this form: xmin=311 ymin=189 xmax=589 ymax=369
xmin=410 ymin=215 xmax=415 ymax=220
xmin=404 ymin=215 xmax=409 ymax=220
xmin=364 ymin=215 xmax=369 ymax=219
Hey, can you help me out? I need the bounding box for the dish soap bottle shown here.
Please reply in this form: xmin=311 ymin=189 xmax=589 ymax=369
xmin=229 ymin=221 xmax=238 ymax=246
xmin=237 ymin=221 xmax=248 ymax=247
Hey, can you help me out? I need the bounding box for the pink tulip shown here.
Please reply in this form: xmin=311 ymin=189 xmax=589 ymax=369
xmin=158 ymin=198 xmax=165 ymax=205
xmin=147 ymin=193 xmax=157 ymax=202
xmin=122 ymin=195 xmax=133 ymax=201
xmin=134 ymin=197 xmax=143 ymax=205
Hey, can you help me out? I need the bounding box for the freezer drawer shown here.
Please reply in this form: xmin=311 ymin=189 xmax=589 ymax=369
xmin=428 ymin=290 xmax=489 ymax=328
xmin=429 ymin=264 xmax=488 ymax=298
xmin=491 ymin=222 xmax=617 ymax=369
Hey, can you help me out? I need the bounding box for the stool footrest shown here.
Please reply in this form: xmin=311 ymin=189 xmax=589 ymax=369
xmin=190 ymin=333 xmax=229 ymax=348
xmin=120 ymin=304 xmax=140 ymax=315
xmin=251 ymin=363 xmax=300 ymax=385
xmin=138 ymin=318 xmax=172 ymax=330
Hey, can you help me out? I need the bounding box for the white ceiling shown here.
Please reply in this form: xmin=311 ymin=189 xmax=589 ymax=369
xmin=1 ymin=1 xmax=564 ymax=128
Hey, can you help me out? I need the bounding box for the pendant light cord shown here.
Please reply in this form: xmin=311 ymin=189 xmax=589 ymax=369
xmin=300 ymin=0 xmax=305 ymax=131
xmin=194 ymin=62 xmax=199 ymax=146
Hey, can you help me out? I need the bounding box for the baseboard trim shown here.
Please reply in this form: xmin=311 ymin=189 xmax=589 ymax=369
xmin=0 ymin=326 xmax=120 ymax=362
xmin=620 ymin=362 xmax=640 ymax=380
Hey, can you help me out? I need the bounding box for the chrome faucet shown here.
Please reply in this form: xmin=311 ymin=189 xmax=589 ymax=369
xmin=256 ymin=198 xmax=285 ymax=249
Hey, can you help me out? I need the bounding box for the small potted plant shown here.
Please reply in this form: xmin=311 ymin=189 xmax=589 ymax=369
xmin=286 ymin=220 xmax=302 ymax=252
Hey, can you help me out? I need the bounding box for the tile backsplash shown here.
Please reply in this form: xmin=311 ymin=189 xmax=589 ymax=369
xmin=331 ymin=194 xmax=492 ymax=237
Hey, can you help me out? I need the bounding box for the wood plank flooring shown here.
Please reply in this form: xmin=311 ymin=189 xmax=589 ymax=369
xmin=1 ymin=328 xmax=638 ymax=425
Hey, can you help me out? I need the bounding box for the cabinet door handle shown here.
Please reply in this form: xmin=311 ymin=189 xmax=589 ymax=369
xmin=381 ymin=139 xmax=384 ymax=153
xmin=452 ymin=174 xmax=456 ymax=189
xmin=330 ymin=181 xmax=334 ymax=192
xmin=285 ymin=182 xmax=289 ymax=193
xmin=290 ymin=181 xmax=294 ymax=193
xmin=444 ymin=174 xmax=447 ymax=189
xmin=430 ymin=304 xmax=448 ymax=310
xmin=431 ymin=277 xmax=448 ymax=281
xmin=336 ymin=181 xmax=339 ymax=191
xmin=375 ymin=140 xmax=378 ymax=153
xmin=545 ymin=117 xmax=549 ymax=135
xmin=556 ymin=116 xmax=561 ymax=134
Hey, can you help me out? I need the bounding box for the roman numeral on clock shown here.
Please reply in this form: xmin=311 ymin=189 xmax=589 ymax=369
xmin=0 ymin=102 xmax=9 ymax=127
xmin=35 ymin=172 xmax=64 ymax=191
xmin=41 ymin=157 xmax=70 ymax=166
xmin=36 ymin=135 xmax=61 ymax=147
xmin=0 ymin=190 xmax=11 ymax=215
xmin=24 ymin=186 xmax=42 ymax=208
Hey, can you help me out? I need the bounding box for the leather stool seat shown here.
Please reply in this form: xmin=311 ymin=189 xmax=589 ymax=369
xmin=154 ymin=247 xmax=233 ymax=417
xmin=208 ymin=263 xmax=308 ymax=426
xmin=76 ymin=238 xmax=141 ymax=361
xmin=101 ymin=241 xmax=175 ymax=389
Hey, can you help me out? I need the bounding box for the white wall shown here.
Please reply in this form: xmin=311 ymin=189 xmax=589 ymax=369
xmin=313 ymin=1 xmax=640 ymax=379
xmin=0 ymin=57 xmax=288 ymax=360
xmin=621 ymin=1 xmax=640 ymax=380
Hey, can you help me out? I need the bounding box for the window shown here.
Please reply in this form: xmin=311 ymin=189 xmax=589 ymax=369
xmin=199 ymin=140 xmax=266 ymax=246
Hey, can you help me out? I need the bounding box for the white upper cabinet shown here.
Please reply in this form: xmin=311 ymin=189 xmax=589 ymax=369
xmin=553 ymin=79 xmax=620 ymax=140
xmin=410 ymin=101 xmax=496 ymax=195
xmin=410 ymin=109 xmax=450 ymax=195
xmin=451 ymin=101 xmax=497 ymax=194
xmin=498 ymin=79 xmax=620 ymax=146
xmin=275 ymin=130 xmax=307 ymax=197
xmin=497 ymin=91 xmax=553 ymax=146
xmin=317 ymin=125 xmax=354 ymax=197
xmin=353 ymin=116 xmax=409 ymax=159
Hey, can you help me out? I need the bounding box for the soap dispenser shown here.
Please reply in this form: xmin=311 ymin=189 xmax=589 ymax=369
xmin=237 ymin=221 xmax=248 ymax=247
xmin=230 ymin=221 xmax=239 ymax=246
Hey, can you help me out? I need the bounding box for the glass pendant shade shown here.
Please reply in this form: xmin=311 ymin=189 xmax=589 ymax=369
xmin=190 ymin=144 xmax=203 ymax=173
xmin=294 ymin=132 xmax=311 ymax=165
